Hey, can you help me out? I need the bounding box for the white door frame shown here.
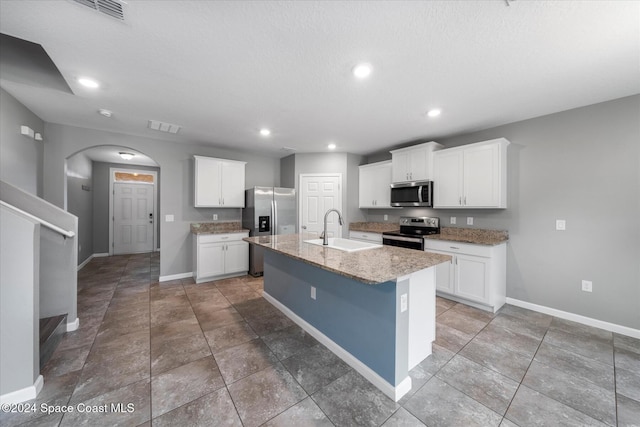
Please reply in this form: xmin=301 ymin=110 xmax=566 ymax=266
xmin=109 ymin=168 xmax=158 ymax=255
xmin=298 ymin=173 xmax=343 ymax=237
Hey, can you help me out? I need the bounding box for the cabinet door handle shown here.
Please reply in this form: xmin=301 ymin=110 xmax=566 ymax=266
xmin=450 ymin=246 xmax=460 ymax=250
xmin=464 ymin=196 xmax=467 ymax=205
xmin=459 ymin=197 xmax=462 ymax=205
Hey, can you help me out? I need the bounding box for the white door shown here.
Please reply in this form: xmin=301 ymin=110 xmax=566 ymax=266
xmin=113 ymin=183 xmax=154 ymax=254
xmin=299 ymin=174 xmax=342 ymax=240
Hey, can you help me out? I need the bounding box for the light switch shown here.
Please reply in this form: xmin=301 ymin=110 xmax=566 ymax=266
xmin=467 ymin=217 xmax=474 ymax=225
xmin=165 ymin=214 xmax=174 ymax=222
xmin=450 ymin=217 xmax=456 ymax=225
xmin=311 ymin=286 xmax=316 ymax=300
xmin=400 ymin=294 xmax=408 ymax=312
xmin=556 ymin=219 xmax=566 ymax=231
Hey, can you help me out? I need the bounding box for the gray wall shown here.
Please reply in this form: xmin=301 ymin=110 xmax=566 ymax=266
xmin=280 ymin=154 xmax=295 ymax=188
xmin=92 ymin=162 xmax=161 ymax=254
xmin=42 ymin=122 xmax=280 ymax=278
xmin=364 ymin=95 xmax=640 ymax=329
xmin=281 ymin=152 xmax=366 ymax=237
xmin=0 ymin=88 xmax=44 ymax=197
xmin=66 ymin=153 xmax=93 ymax=264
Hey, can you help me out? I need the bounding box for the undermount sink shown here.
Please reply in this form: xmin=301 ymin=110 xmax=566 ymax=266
xmin=304 ymin=237 xmax=382 ymax=252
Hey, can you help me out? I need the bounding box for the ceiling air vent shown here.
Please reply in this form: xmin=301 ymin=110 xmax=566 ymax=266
xmin=148 ymin=120 xmax=181 ymax=134
xmin=72 ymin=0 xmax=125 ymax=21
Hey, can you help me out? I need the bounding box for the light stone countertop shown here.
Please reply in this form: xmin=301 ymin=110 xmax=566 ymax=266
xmin=190 ymin=221 xmax=248 ymax=235
xmin=424 ymin=227 xmax=509 ymax=246
xmin=349 ymin=222 xmax=400 ymax=233
xmin=244 ymin=234 xmax=451 ymax=285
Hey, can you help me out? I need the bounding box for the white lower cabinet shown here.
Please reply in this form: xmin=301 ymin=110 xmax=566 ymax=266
xmin=424 ymin=240 xmax=506 ymax=313
xmin=348 ymin=231 xmax=383 ymax=244
xmin=193 ymin=232 xmax=249 ymax=283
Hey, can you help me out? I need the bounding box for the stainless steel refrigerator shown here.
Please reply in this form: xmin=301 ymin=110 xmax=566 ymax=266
xmin=242 ymin=187 xmax=296 ymax=276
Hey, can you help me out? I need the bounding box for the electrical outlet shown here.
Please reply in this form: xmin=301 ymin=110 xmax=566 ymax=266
xmin=400 ymin=294 xmax=408 ymax=312
xmin=556 ymin=219 xmax=566 ymax=231
xmin=213 ymin=214 xmax=218 ymax=220
xmin=165 ymin=214 xmax=174 ymax=222
xmin=450 ymin=217 xmax=456 ymax=225
xmin=467 ymin=217 xmax=474 ymax=225
xmin=581 ymin=280 xmax=593 ymax=292
xmin=383 ymin=214 xmax=388 ymax=221
xmin=311 ymin=286 xmax=316 ymax=300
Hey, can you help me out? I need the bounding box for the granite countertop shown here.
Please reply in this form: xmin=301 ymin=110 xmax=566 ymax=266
xmin=244 ymin=234 xmax=451 ymax=285
xmin=425 ymin=227 xmax=509 ymax=246
xmin=191 ymin=221 xmax=248 ymax=235
xmin=349 ymin=222 xmax=400 ymax=233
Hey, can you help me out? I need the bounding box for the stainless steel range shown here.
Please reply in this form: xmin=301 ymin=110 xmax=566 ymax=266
xmin=382 ymin=217 xmax=440 ymax=251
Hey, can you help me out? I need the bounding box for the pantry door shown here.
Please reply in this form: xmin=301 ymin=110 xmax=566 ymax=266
xmin=299 ymin=174 xmax=342 ymax=240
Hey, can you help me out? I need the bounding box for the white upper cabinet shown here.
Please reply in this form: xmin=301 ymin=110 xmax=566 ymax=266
xmin=194 ymin=155 xmax=246 ymax=207
xmin=390 ymin=141 xmax=443 ymax=183
xmin=433 ymin=138 xmax=509 ymax=209
xmin=359 ymin=161 xmax=393 ymax=208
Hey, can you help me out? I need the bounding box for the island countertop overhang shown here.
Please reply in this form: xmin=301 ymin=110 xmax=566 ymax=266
xmin=244 ymin=234 xmax=451 ymax=284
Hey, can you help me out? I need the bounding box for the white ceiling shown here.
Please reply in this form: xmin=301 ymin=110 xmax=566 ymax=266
xmin=1 ymin=1 xmax=638 ymax=158
xmin=78 ymin=145 xmax=158 ymax=167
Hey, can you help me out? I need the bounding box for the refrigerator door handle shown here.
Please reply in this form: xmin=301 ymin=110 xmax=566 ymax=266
xmin=273 ymin=200 xmax=278 ymax=236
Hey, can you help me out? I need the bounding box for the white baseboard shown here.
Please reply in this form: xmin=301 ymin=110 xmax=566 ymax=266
xmin=159 ymin=272 xmax=193 ymax=282
xmin=263 ymin=291 xmax=412 ymax=402
xmin=66 ymin=317 xmax=80 ymax=332
xmin=77 ymin=253 xmax=109 ymax=271
xmin=506 ymin=298 xmax=640 ymax=339
xmin=0 ymin=375 xmax=43 ymax=404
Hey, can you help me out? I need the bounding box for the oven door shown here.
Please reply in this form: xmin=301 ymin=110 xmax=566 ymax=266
xmin=382 ymin=235 xmax=425 ymax=251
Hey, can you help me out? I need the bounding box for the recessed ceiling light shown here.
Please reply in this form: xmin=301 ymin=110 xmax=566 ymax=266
xmin=352 ymin=63 xmax=372 ymax=79
xmin=98 ymin=109 xmax=112 ymax=118
xmin=260 ymin=128 xmax=271 ymax=137
xmin=119 ymin=152 xmax=135 ymax=160
xmin=78 ymin=77 xmax=100 ymax=88
xmin=328 ymin=143 xmax=337 ymax=150
xmin=427 ymin=109 xmax=442 ymax=118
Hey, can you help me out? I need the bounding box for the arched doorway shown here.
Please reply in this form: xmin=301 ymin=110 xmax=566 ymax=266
xmin=65 ymin=145 xmax=160 ymax=269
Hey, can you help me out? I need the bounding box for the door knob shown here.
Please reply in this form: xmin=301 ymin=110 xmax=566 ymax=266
xmin=302 ymin=225 xmax=307 ymax=229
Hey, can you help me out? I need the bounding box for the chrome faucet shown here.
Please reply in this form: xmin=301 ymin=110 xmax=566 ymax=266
xmin=320 ymin=208 xmax=344 ymax=245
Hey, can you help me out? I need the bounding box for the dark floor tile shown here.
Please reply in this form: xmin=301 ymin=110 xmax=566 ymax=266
xmin=543 ymin=329 xmax=613 ymax=366
xmin=381 ymin=407 xmax=426 ymax=427
xmin=56 ymin=324 xmax=100 ymax=352
xmin=473 ymin=322 xmax=542 ymax=358
xmin=522 ymin=361 xmax=616 ymax=425
xmin=436 ymin=309 xmax=489 ymax=335
xmin=224 ymin=290 xmax=263 ymax=305
xmin=233 ymin=298 xmax=280 ymax=320
xmin=313 ymin=370 xmax=398 ymax=427
xmin=489 ymin=313 xmax=547 ymax=340
xmin=614 ymin=333 xmax=640 ymax=355
xmin=617 ymin=393 xmax=640 ymax=427
xmin=214 ymin=339 xmax=280 ymax=384
xmin=151 ymin=331 xmax=211 ymax=376
xmin=550 ymin=317 xmax=613 ymax=343
xmin=15 ymin=413 xmax=64 ymax=427
xmin=434 ymin=322 xmax=474 ymax=353
xmin=41 ymin=345 xmax=91 ymax=378
xmin=149 ymin=282 xmax=185 ymax=301
xmin=246 ymin=311 xmax=295 ymax=336
xmin=399 ymin=344 xmax=455 ymax=405
xmin=150 ymin=296 xmax=196 ymax=327
xmin=497 ymin=304 xmax=553 ymax=328
xmin=262 ymin=396 xmax=333 ymax=427
xmin=195 ymin=306 xmax=245 ymax=331
xmin=616 ymin=367 xmax=640 ymax=402
xmin=203 ymin=321 xmax=258 ymax=354
xmin=151 ymin=356 xmax=225 ymax=418
xmin=190 ymin=295 xmax=232 ymax=314
xmin=449 ymin=302 xmax=495 ymax=322
xmin=534 ymin=341 xmax=614 ymax=391
xmin=403 ymin=377 xmax=502 ymax=427
xmin=459 ymin=336 xmax=533 ymax=382
xmin=60 ymin=380 xmax=150 ymax=427
xmin=228 ymin=363 xmax=308 ymax=427
xmin=262 ymin=324 xmax=319 ymax=359
xmin=615 ymin=346 xmax=640 ymax=372
xmin=150 ymin=316 xmax=201 ymax=341
xmin=152 ymin=388 xmax=242 ymax=427
xmin=436 ymin=355 xmax=519 ymax=415
xmin=92 ymin=328 xmax=150 ymax=357
xmin=435 ymin=296 xmax=456 ymax=310
xmin=281 ymin=344 xmax=352 ymax=395
xmin=505 ymin=385 xmax=608 ymax=426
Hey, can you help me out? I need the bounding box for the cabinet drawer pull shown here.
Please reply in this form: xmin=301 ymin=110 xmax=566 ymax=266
xmin=450 ymin=246 xmax=460 ymax=250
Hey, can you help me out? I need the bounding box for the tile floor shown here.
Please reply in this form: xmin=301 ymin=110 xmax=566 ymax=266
xmin=2 ymin=253 xmax=639 ymax=426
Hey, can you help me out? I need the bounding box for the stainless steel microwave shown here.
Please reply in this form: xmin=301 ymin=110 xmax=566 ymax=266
xmin=390 ymin=181 xmax=433 ymax=207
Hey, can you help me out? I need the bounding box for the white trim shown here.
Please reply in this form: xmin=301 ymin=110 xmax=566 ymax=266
xmin=263 ymin=291 xmax=412 ymax=402
xmin=66 ymin=317 xmax=80 ymax=332
xmin=0 ymin=201 xmax=75 ymax=238
xmin=77 ymin=253 xmax=110 ymax=271
xmin=0 ymin=375 xmax=43 ymax=404
xmin=159 ymin=272 xmax=193 ymax=282
xmin=506 ymin=298 xmax=640 ymax=339
xmin=109 ymin=168 xmax=158 ymax=256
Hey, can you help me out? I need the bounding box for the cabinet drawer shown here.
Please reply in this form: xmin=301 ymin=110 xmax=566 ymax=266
xmin=424 ymin=239 xmax=492 ymax=258
xmin=197 ymin=232 xmax=249 ymax=244
xmin=349 ymin=231 xmax=383 ymax=243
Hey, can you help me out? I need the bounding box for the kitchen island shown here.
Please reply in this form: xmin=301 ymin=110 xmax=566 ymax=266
xmin=244 ymin=234 xmax=451 ymax=401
